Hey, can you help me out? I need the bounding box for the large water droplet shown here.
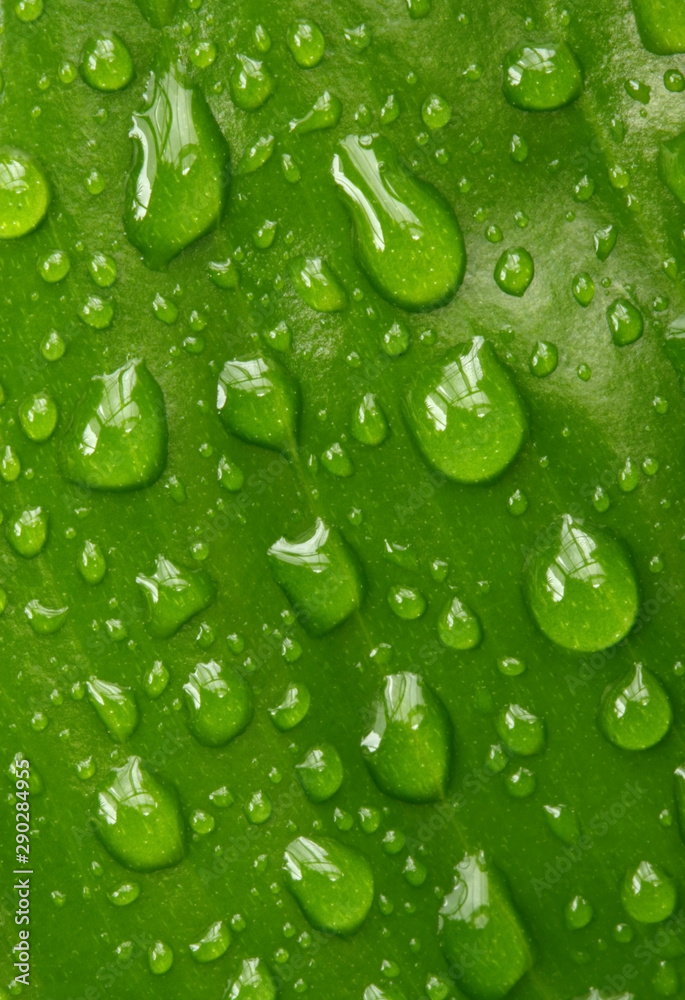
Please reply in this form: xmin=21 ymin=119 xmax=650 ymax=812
xmin=439 ymin=851 xmax=532 ymax=999
xmin=290 ymin=256 xmax=347 ymax=312
xmin=125 ymin=55 xmax=229 ymax=268
xmin=217 ymin=355 xmax=299 ymax=452
xmin=287 ymin=20 xmax=325 ymax=68
xmin=494 ymin=247 xmax=534 ymax=296
xmin=296 ymin=743 xmax=344 ymax=802
xmin=283 ymin=836 xmax=374 ymax=935
xmin=268 ymin=518 xmax=363 ymax=635
xmin=362 ymin=672 xmax=451 ymax=803
xmin=524 ymin=514 xmax=639 ymax=652
xmin=183 ymin=660 xmax=253 ymax=746
xmin=136 ymin=554 xmax=215 ymax=638
xmin=19 ymin=391 xmax=57 ymax=441
xmin=0 ymin=148 xmax=50 ymax=239
xmin=632 ymin=0 xmax=685 ymax=54
xmin=502 ymin=40 xmax=583 ymax=110
xmin=80 ymin=34 xmax=134 ymax=91
xmin=8 ymin=507 xmax=48 ymax=558
xmin=96 ymin=756 xmax=185 ymax=871
xmin=405 ymin=337 xmax=527 ymax=483
xmin=332 ymin=133 xmax=465 ymax=311
xmin=496 ymin=703 xmax=545 ymax=756
xmin=230 ymin=54 xmax=274 ymax=110
xmin=621 ymin=861 xmax=677 ymax=923
xmin=607 ymin=298 xmax=643 ymax=346
xmin=599 ymin=663 xmax=672 ymax=750
xmin=438 ymin=596 xmax=482 ymax=650
xmin=62 ymin=360 xmax=167 ymax=491
xmin=87 ymin=678 xmax=139 ymax=742
xmin=227 ymin=957 xmax=276 ymax=1000
xmin=148 ymin=940 xmax=174 ymax=975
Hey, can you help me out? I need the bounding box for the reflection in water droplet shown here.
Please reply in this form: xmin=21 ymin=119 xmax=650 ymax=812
xmin=80 ymin=34 xmax=134 ymax=92
xmin=0 ymin=148 xmax=50 ymax=239
xmin=183 ymin=660 xmax=253 ymax=746
xmin=296 ymin=743 xmax=344 ymax=802
xmin=496 ymin=704 xmax=546 ymax=756
xmin=290 ymin=256 xmax=347 ymax=312
xmin=351 ymin=394 xmax=389 ymax=446
xmin=332 ymin=133 xmax=465 ymax=311
xmin=8 ymin=507 xmax=48 ymax=558
xmin=621 ymin=861 xmax=676 ymax=923
xmin=283 ymin=835 xmax=374 ymax=935
xmin=87 ymin=677 xmax=139 ymax=742
xmin=228 ymin=957 xmax=277 ymax=999
xmin=362 ymin=672 xmax=451 ymax=803
xmin=269 ymin=682 xmax=311 ymax=731
xmin=230 ymin=54 xmax=274 ymax=110
xmin=524 ymin=514 xmax=639 ymax=652
xmin=543 ymin=802 xmax=580 ymax=844
xmin=599 ymin=663 xmax=672 ymax=750
xmin=19 ymin=391 xmax=57 ymax=441
xmin=217 ymin=354 xmax=299 ymax=451
xmin=136 ymin=554 xmax=215 ymax=638
xmin=189 ymin=920 xmax=231 ymax=963
xmin=502 ymin=40 xmax=582 ymax=110
xmin=289 ymin=91 xmax=342 ymax=133
xmin=494 ymin=247 xmax=534 ymax=296
xmin=607 ymin=298 xmax=643 ymax=346
xmin=287 ymin=20 xmax=325 ymax=68
xmin=438 ymin=596 xmax=482 ymax=650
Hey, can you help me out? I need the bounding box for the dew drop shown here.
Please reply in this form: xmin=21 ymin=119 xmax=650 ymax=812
xmin=19 ymin=391 xmax=57 ymax=441
xmin=37 ymin=249 xmax=70 ymax=283
xmin=632 ymin=0 xmax=685 ymax=54
xmin=502 ymin=40 xmax=582 ymax=110
xmin=572 ymin=272 xmax=595 ymax=307
xmin=599 ymin=663 xmax=672 ymax=750
xmin=594 ymin=224 xmax=617 ymax=260
xmin=230 ymin=54 xmax=274 ymax=110
xmin=189 ymin=920 xmax=230 ymax=962
xmin=387 ymin=585 xmax=426 ymax=620
xmin=269 ymin=682 xmax=310 ymax=731
xmin=543 ymin=802 xmax=580 ymax=844
xmin=289 ymin=90 xmax=342 ymax=134
xmin=496 ymin=704 xmax=545 ymax=756
xmin=607 ymin=298 xmax=643 ymax=346
xmin=296 ymin=744 xmax=344 ymax=802
xmin=8 ymin=507 xmax=48 ymax=558
xmin=437 ymin=596 xmax=482 ymax=650
xmin=283 ymin=836 xmax=374 ymax=935
xmin=287 ymin=20 xmax=325 ymax=68
xmin=0 ymin=148 xmax=50 ymax=239
xmin=321 ymin=442 xmax=354 ymax=478
xmin=25 ymin=600 xmax=69 ymax=634
xmin=351 ymin=393 xmax=389 ymax=446
xmin=621 ymin=861 xmax=676 ymax=923
xmin=87 ymin=677 xmax=139 ymax=742
xmin=227 ymin=957 xmax=276 ymax=999
xmin=529 ymin=340 xmax=558 ymax=377
xmin=183 ymin=659 xmax=252 ymax=747
xmin=494 ymin=246 xmax=534 ymax=296
xmin=136 ymin=554 xmax=215 ymax=638
xmin=217 ymin=355 xmax=299 ymax=452
xmin=290 ymin=256 xmax=346 ymax=312
xmin=421 ymin=94 xmax=451 ymax=130
xmin=88 ymin=252 xmax=117 ymax=288
xmin=148 ymin=940 xmax=174 ymax=975
xmin=80 ymin=34 xmax=134 ymax=91
xmin=565 ymin=895 xmax=593 ymax=929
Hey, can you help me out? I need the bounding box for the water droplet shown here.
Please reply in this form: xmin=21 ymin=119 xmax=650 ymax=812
xmin=351 ymin=394 xmax=389 ymax=446
xmin=269 ymin=682 xmax=311 ymax=731
xmin=25 ymin=600 xmax=69 ymax=634
xmin=41 ymin=329 xmax=66 ymax=361
xmin=217 ymin=455 xmax=244 ymax=492
xmin=405 ymin=337 xmax=527 ymax=483
xmin=607 ymin=298 xmax=643 ymax=346
xmin=125 ymin=56 xmax=229 ymax=268
xmin=653 ymin=959 xmax=680 ymax=997
xmin=1 ymin=444 xmax=20 ymax=482
xmin=183 ymin=660 xmax=252 ymax=747
xmin=136 ymin=554 xmax=215 ymax=638
xmin=230 ymin=54 xmax=274 ymax=110
xmin=498 ymin=656 xmax=526 ymax=676
xmin=510 ymin=134 xmax=528 ymax=162
xmin=439 ymin=851 xmax=532 ymax=998
xmin=290 ymin=256 xmax=346 ymax=312
xmin=524 ymin=514 xmax=639 ymax=652
xmin=287 ymin=20 xmax=325 ymax=68
xmin=15 ymin=0 xmax=43 ymax=22
xmin=621 ymin=861 xmax=676 ymax=923
xmin=227 ymin=957 xmax=277 ymax=999
xmin=362 ymin=672 xmax=451 ymax=803
xmin=37 ymin=249 xmax=70 ymax=283
xmin=494 ymin=246 xmax=534 ymax=296
xmin=573 ymin=174 xmax=595 ymax=202
xmin=8 ymin=507 xmax=48 ymax=558
xmin=217 ymin=355 xmax=299 ymax=451
xmin=496 ymin=704 xmax=545 ymax=756
xmin=148 ymin=940 xmax=174 ymax=975
xmin=18 ymin=391 xmax=57 ymax=441
xmin=529 ymin=340 xmax=558 ymax=377
xmin=268 ymin=519 xmax=363 ymax=636
xmin=133 ymin=0 xmax=176 ymax=28
xmin=238 ymin=134 xmax=274 ymax=176
xmin=421 ymin=94 xmax=451 ymax=130
xmin=62 ymin=360 xmax=167 ymax=490
xmin=76 ymin=540 xmax=106 ymax=586
xmin=289 ymin=91 xmax=342 ymax=133
xmin=88 ymin=251 xmax=117 ymax=288
xmin=565 ymin=895 xmax=593 ymax=929
xmin=572 ymin=272 xmax=595 ymax=307
xmin=599 ymin=663 xmax=672 ymax=750
xmin=438 ymin=596 xmax=482 ymax=650
xmin=79 ymin=294 xmax=113 ymax=329
xmin=87 ymin=677 xmax=139 ymax=742
xmin=332 ymin=133 xmax=465 ymax=311
xmin=80 ymin=35 xmax=134 ymax=91
xmin=283 ymin=836 xmax=374 ymax=935
xmin=95 ymin=756 xmax=185 ymax=871
xmin=594 ymin=224 xmax=617 ymax=260
xmin=632 ymin=0 xmax=685 ymax=53
xmin=107 ymin=881 xmax=140 ymax=907
xmin=618 ymin=456 xmax=640 ymax=492
xmin=189 ymin=920 xmax=230 ymax=962
xmin=296 ymin=744 xmax=344 ymax=802
xmin=506 ymin=766 xmax=536 ymax=797
xmin=209 ymin=257 xmax=238 ymax=289
xmin=503 ymin=40 xmax=582 ymax=110
xmin=0 ymin=148 xmax=50 ymax=239
xmin=543 ymin=802 xmax=580 ymax=844
xmin=387 ymin=585 xmax=426 ymax=620
xmin=321 ymin=442 xmax=354 ymax=478
xmin=664 ymin=68 xmax=685 ymax=92
xmin=625 ymin=77 xmax=651 ymax=103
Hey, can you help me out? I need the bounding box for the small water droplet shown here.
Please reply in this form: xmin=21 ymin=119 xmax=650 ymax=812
xmin=283 ymin=836 xmax=374 ymax=935
xmin=502 ymin=40 xmax=582 ymax=110
xmin=438 ymin=596 xmax=482 ymax=650
xmin=136 ymin=554 xmax=215 ymax=637
xmin=189 ymin=920 xmax=231 ymax=962
xmin=621 ymin=861 xmax=676 ymax=923
xmin=287 ymin=20 xmax=325 ymax=68
xmin=217 ymin=354 xmax=299 ymax=452
xmin=607 ymin=298 xmax=643 ymax=346
xmin=183 ymin=659 xmax=252 ymax=746
xmin=599 ymin=663 xmax=672 ymax=750
xmin=494 ymin=246 xmax=534 ymax=296
xmin=148 ymin=940 xmax=174 ymax=975
xmin=80 ymin=34 xmax=134 ymax=91
xmin=18 ymin=391 xmax=57 ymax=441
xmin=87 ymin=677 xmax=139 ymax=742
xmin=296 ymin=744 xmax=344 ymax=802
xmin=8 ymin=506 xmax=48 ymax=558
xmin=230 ymin=54 xmax=274 ymax=110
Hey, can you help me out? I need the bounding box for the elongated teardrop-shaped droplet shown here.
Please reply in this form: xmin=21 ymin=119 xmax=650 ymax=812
xmin=496 ymin=703 xmax=545 ymax=756
xmin=524 ymin=514 xmax=639 ymax=652
xmin=87 ymin=678 xmax=139 ymax=742
xmin=290 ymin=256 xmax=346 ymax=312
xmin=296 ymin=743 xmax=344 ymax=802
xmin=283 ymin=836 xmax=374 ymax=935
xmin=125 ymin=56 xmax=229 ymax=268
xmin=607 ymin=298 xmax=643 ymax=346
xmin=8 ymin=507 xmax=48 ymax=558
xmin=19 ymin=391 xmax=58 ymax=441
xmin=189 ymin=920 xmax=230 ymax=963
xmin=96 ymin=756 xmax=185 ymax=871
xmin=289 ymin=91 xmax=342 ymax=134
xmin=502 ymin=40 xmax=583 ymax=111
xmin=362 ymin=672 xmax=451 ymax=803
xmin=230 ymin=54 xmax=274 ymax=110
xmin=543 ymin=803 xmax=580 ymax=845
xmin=632 ymin=0 xmax=685 ymax=54
xmin=78 ymin=539 xmax=107 ymax=584
xmin=621 ymin=861 xmax=677 ymax=923
xmin=0 ymin=148 xmax=50 ymax=239
xmin=405 ymin=337 xmax=527 ymax=483
xmin=599 ymin=663 xmax=672 ymax=750
xmin=438 ymin=596 xmax=482 ymax=650
xmin=227 ymin=957 xmax=277 ymax=1000
xmin=62 ymin=360 xmax=167 ymax=491
xmin=268 ymin=681 xmax=310 ymax=731
xmin=217 ymin=355 xmax=299 ymax=452
xmin=332 ymin=133 xmax=465 ymax=311
xmin=439 ymin=851 xmax=532 ymax=999
xmin=183 ymin=660 xmax=253 ymax=747
xmin=268 ymin=518 xmax=363 ymax=635
xmin=133 ymin=0 xmax=176 ymax=28
xmin=136 ymin=554 xmax=215 ymax=638
xmin=351 ymin=393 xmax=389 ymax=446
